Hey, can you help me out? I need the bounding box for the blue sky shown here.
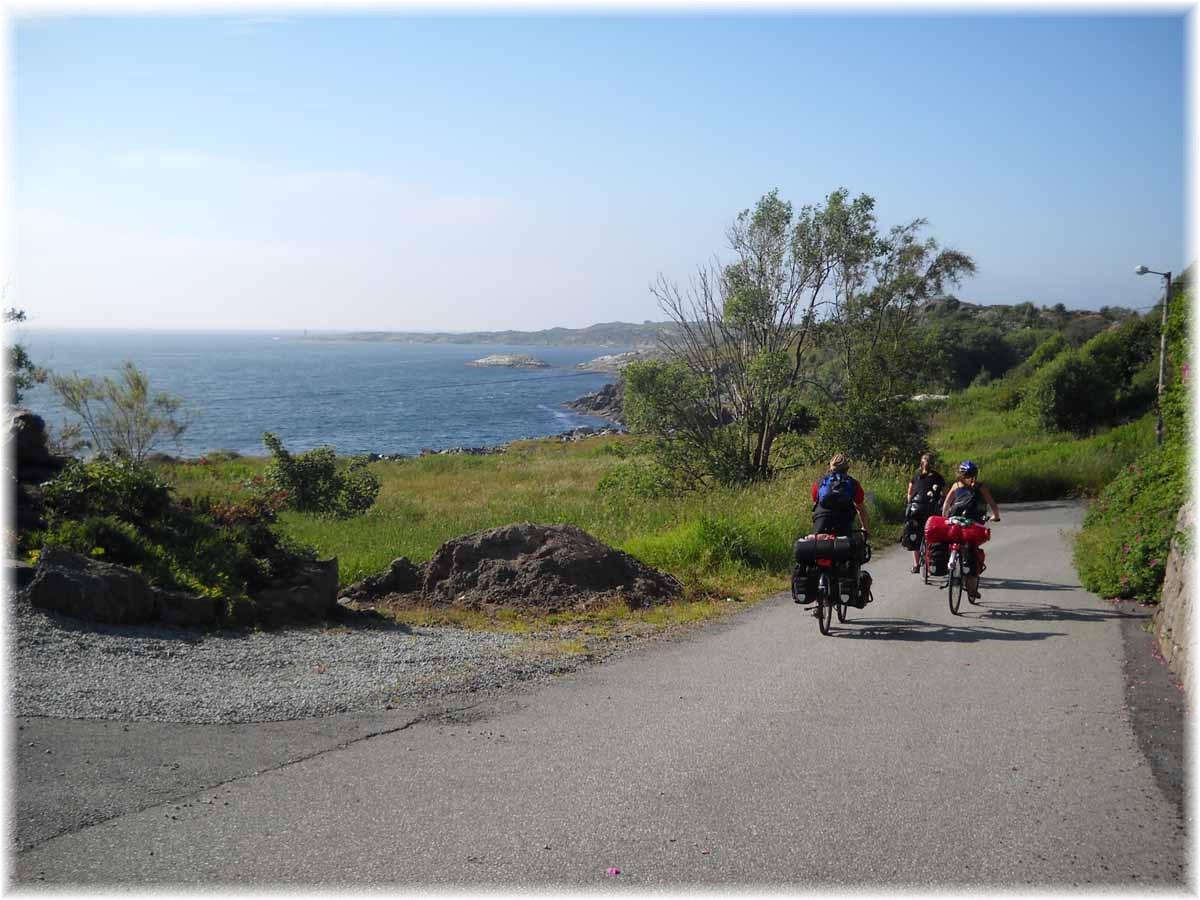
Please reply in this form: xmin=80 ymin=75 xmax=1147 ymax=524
xmin=10 ymin=10 xmax=1191 ymax=330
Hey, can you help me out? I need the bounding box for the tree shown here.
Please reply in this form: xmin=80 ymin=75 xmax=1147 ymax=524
xmin=627 ymin=190 xmax=835 ymax=485
xmin=49 ymin=361 xmax=188 ymax=462
xmin=627 ymin=188 xmax=976 ymax=484
xmin=804 ymin=190 xmax=976 ymax=463
xmin=5 ymin=307 xmax=46 ymax=405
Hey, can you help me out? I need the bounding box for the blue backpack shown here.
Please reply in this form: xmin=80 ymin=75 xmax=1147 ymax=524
xmin=817 ymin=472 xmax=856 ymax=512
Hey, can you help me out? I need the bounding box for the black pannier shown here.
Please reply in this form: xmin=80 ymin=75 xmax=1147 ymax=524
xmin=794 ymin=533 xmax=869 ymax=565
xmin=901 ymin=518 xmax=923 ymax=550
xmin=928 ymin=541 xmax=950 ymax=576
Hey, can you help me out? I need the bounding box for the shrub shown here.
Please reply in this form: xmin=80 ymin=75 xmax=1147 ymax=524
xmin=48 ymin=361 xmax=187 ymax=462
xmin=1074 ymin=451 xmax=1185 ymax=602
xmin=1019 ymin=350 xmax=1108 ymax=435
xmin=262 ymin=432 xmax=380 ymax=518
xmin=40 ymin=457 xmax=172 ymax=526
xmin=809 ymin=397 xmax=929 ymax=465
xmin=28 ymin=456 xmax=319 ymax=603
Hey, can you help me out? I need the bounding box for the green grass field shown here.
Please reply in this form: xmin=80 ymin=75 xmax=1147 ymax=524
xmin=157 ymin=435 xmax=909 ymax=601
xmin=153 ymin=395 xmax=1157 ymax=628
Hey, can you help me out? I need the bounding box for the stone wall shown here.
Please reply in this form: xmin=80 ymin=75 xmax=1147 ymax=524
xmin=1152 ymin=500 xmax=1192 ymax=700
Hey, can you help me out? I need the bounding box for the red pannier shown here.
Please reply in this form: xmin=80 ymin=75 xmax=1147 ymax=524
xmin=923 ymin=515 xmax=990 ymax=547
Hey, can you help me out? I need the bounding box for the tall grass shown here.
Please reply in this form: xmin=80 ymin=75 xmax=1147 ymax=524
xmin=929 ymin=405 xmax=1154 ymax=502
xmin=157 ymin=437 xmax=907 ymax=595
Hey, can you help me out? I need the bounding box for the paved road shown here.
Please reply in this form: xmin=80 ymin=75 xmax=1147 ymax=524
xmin=13 ymin=501 xmax=1188 ymax=888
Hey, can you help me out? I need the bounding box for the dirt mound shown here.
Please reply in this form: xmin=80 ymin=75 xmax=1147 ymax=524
xmin=340 ymin=523 xmax=682 ymax=611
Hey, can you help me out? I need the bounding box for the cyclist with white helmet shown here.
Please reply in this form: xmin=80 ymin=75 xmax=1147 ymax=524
xmin=941 ymin=460 xmax=1001 ymax=600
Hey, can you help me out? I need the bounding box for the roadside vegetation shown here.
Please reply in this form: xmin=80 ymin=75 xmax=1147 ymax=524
xmin=9 ymin=191 xmax=1190 ymax=629
xmin=1072 ymin=285 xmax=1190 ymax=604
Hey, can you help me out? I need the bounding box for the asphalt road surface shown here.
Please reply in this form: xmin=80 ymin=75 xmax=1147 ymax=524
xmin=12 ymin=500 xmax=1188 ymax=888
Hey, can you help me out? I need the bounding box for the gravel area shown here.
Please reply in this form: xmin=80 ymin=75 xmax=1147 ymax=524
xmin=9 ymin=593 xmax=600 ymax=724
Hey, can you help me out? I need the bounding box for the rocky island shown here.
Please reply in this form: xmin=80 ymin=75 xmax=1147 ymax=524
xmin=575 ymin=349 xmax=660 ymax=373
xmin=468 ymin=354 xmax=550 ymax=369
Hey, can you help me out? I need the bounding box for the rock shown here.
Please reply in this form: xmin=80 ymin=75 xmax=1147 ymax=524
xmin=1154 ymin=501 xmax=1192 ymax=698
xmin=22 ymin=549 xmax=156 ymax=624
xmin=250 ymin=557 xmax=340 ymax=626
xmin=9 ymin=409 xmax=53 ymax=469
xmin=417 ymin=522 xmax=682 ymax=611
xmin=152 ymin=588 xmax=222 ymax=628
xmin=575 ymin=350 xmax=656 ymax=373
xmin=5 ymin=558 xmax=37 ymax=590
xmin=566 ymin=380 xmax=625 ymax=424
xmin=339 ymin=557 xmax=422 ymax=603
xmin=467 ymin=354 xmax=550 ymax=369
xmin=9 ymin=409 xmax=68 ymax=535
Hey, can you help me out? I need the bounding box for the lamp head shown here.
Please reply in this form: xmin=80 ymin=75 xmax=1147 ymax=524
xmin=1135 ymin=265 xmax=1150 ymax=275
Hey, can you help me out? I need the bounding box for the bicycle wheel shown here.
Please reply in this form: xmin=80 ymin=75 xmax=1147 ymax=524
xmin=921 ymin=538 xmax=930 ymax=585
xmin=948 ymin=551 xmax=964 ymax=615
xmin=817 ymin=573 xmax=834 ymax=635
xmin=835 ymin=571 xmax=849 ymax=623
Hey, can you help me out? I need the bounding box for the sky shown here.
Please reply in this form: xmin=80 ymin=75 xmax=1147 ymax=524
xmin=6 ymin=4 xmax=1193 ymax=331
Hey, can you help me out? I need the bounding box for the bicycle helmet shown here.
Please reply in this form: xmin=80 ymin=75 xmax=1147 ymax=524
xmin=958 ymin=460 xmax=978 ymax=477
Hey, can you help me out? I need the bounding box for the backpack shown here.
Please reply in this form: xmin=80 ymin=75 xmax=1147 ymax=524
xmin=816 ymin=472 xmax=856 ymax=513
xmin=948 ymin=484 xmax=986 ymax=520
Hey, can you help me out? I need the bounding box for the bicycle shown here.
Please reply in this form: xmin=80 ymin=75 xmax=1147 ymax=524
xmin=946 ymin=515 xmax=994 ymax=616
xmin=905 ymin=491 xmax=941 ymax=586
xmin=792 ymin=530 xmax=872 ymax=636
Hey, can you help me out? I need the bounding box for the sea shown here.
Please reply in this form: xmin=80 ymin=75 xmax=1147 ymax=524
xmin=16 ymin=330 xmax=624 ymax=458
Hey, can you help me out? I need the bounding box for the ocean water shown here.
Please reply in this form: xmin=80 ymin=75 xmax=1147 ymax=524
xmin=16 ymin=330 xmax=623 ymax=458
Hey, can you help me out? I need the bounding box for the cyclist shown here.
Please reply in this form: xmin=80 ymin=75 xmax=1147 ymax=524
xmin=811 ymin=453 xmax=872 ymax=538
xmin=800 ymin=453 xmax=872 ymax=610
xmin=941 ymin=460 xmax=1001 ymax=600
xmin=905 ymin=452 xmax=946 ymax=573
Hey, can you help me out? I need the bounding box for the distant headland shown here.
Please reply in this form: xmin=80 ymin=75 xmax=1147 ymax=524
xmin=309 ymin=321 xmax=682 ymax=349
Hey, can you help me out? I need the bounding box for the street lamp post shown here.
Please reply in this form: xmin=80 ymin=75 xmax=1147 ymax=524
xmin=1135 ymin=265 xmax=1173 ymax=445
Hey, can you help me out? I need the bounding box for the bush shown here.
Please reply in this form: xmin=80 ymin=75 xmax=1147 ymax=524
xmin=809 ymin=397 xmax=929 ymax=465
xmin=262 ymin=432 xmax=380 ymax=518
xmin=1019 ymin=350 xmax=1107 ymax=434
xmin=48 ymin=361 xmax=187 ymax=462
xmin=1074 ymin=451 xmax=1185 ymax=602
xmin=40 ymin=457 xmax=172 ymax=526
xmin=27 ymin=456 xmax=319 ymax=604
xmin=1073 ymin=288 xmax=1190 ymax=603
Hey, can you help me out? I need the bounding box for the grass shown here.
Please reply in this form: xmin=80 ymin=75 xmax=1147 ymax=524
xmin=929 ymin=404 xmax=1155 ymax=502
xmin=153 ymin=396 xmax=1155 ymax=629
xmin=155 ymin=436 xmax=910 ymax=632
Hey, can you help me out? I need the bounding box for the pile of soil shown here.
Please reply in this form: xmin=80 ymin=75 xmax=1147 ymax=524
xmin=339 ymin=523 xmax=682 ymax=612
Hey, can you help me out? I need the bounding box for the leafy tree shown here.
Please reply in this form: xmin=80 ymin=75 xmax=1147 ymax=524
xmin=807 ymin=191 xmax=976 ymax=462
xmin=1020 ymin=314 xmax=1157 ymax=435
xmin=1062 ymin=314 xmax=1110 ymax=347
xmin=629 ymin=189 xmax=835 ymax=484
xmin=49 ymin=361 xmax=188 ymax=462
xmin=262 ymin=432 xmax=380 ymax=518
xmin=628 ymin=188 xmax=976 ymax=481
xmin=5 ymin=307 xmax=46 ymax=405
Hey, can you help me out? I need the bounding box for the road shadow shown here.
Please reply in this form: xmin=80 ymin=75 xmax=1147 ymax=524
xmin=975 ymin=599 xmax=1147 ymax=624
xmin=1001 ymin=500 xmax=1083 ymax=512
xmin=831 ymin=615 xmax=1065 ymax=642
xmin=978 ymin=576 xmax=1077 ymax=593
xmin=21 ymin=602 xmax=413 ymax=644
